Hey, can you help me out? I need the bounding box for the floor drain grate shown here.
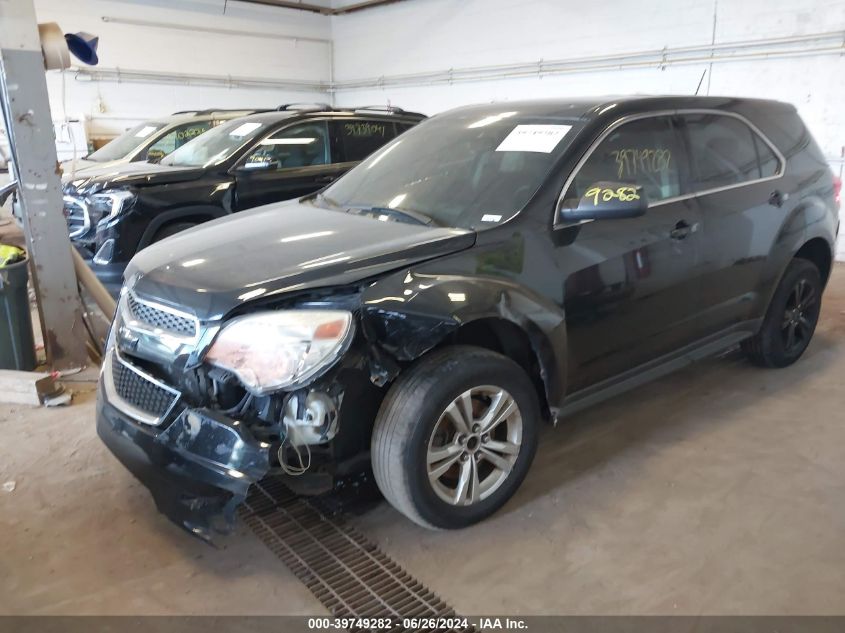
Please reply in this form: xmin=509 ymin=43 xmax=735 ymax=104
xmin=240 ymin=477 xmax=470 ymax=632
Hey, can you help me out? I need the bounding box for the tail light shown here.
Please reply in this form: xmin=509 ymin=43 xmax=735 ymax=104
xmin=834 ymin=175 xmax=842 ymax=210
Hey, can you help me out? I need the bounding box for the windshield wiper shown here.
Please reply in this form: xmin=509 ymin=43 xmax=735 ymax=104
xmin=346 ymin=204 xmax=438 ymax=227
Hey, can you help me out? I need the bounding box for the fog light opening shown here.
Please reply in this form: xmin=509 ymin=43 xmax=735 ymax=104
xmin=93 ymin=238 xmax=115 ymax=265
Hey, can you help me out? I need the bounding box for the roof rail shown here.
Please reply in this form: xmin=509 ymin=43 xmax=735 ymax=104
xmin=354 ymin=105 xmax=406 ymax=114
xmin=171 ymin=108 xmax=271 ymax=116
xmin=353 ymin=105 xmax=427 ymax=118
xmin=277 ymin=103 xmax=334 ymax=112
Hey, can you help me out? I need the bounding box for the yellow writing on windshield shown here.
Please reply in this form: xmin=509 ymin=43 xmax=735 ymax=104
xmin=611 ymin=148 xmax=671 ymax=179
xmin=176 ymin=126 xmax=209 ymax=142
xmin=344 ymin=122 xmax=387 ymax=138
xmin=584 ymin=186 xmax=640 ymax=206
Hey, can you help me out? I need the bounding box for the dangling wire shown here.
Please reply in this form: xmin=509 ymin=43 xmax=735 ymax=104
xmin=278 ymin=431 xmax=311 ymax=477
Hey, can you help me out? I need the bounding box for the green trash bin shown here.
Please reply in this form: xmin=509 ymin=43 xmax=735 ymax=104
xmin=0 ymin=244 xmax=36 ymax=371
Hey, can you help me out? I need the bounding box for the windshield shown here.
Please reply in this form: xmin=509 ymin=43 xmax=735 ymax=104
xmin=86 ymin=122 xmax=167 ymax=162
xmin=317 ymin=110 xmax=579 ymax=230
xmin=161 ymin=119 xmax=269 ymax=168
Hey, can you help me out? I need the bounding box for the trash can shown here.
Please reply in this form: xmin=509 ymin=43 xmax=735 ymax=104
xmin=0 ymin=244 xmax=36 ymax=371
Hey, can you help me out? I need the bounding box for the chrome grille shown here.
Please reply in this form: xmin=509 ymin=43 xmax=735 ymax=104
xmin=106 ymin=350 xmax=180 ymax=425
xmin=126 ymin=292 xmax=198 ymax=339
xmin=63 ymin=195 xmax=89 ymax=239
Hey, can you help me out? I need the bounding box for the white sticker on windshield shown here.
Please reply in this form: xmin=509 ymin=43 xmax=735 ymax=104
xmin=134 ymin=126 xmax=158 ymax=138
xmin=228 ymin=122 xmax=263 ymax=138
xmin=481 ymin=214 xmax=502 ymax=223
xmin=495 ymin=124 xmax=572 ymax=153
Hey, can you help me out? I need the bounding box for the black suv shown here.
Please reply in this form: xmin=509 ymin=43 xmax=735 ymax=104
xmin=64 ymin=105 xmax=425 ymax=289
xmin=96 ymin=96 xmax=839 ymax=537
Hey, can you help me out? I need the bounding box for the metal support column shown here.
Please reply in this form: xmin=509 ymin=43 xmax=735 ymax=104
xmin=0 ymin=0 xmax=88 ymax=370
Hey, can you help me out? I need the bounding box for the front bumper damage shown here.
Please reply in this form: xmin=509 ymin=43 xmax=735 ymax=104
xmin=96 ymin=383 xmax=271 ymax=541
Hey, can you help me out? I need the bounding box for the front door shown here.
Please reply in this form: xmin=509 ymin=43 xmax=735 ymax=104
xmin=233 ymin=120 xmax=343 ymax=210
xmin=555 ymin=114 xmax=705 ymax=392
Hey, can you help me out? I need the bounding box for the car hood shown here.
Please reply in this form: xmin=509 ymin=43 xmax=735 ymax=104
xmin=61 ymin=157 xmax=99 ymax=177
xmin=65 ymin=161 xmax=207 ymax=194
xmin=128 ymin=200 xmax=476 ymax=320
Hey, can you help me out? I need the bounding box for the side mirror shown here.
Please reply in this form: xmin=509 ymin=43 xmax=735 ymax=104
xmin=146 ymin=148 xmax=166 ymax=163
xmin=558 ymin=181 xmax=648 ymax=223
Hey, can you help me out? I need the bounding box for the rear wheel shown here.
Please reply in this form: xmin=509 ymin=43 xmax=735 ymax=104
xmin=371 ymin=346 xmax=539 ymax=529
xmin=742 ymin=258 xmax=822 ymax=367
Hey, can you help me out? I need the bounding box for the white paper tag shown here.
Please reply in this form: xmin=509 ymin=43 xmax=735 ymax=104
xmin=134 ymin=126 xmax=158 ymax=138
xmin=228 ymin=122 xmax=263 ymax=138
xmin=481 ymin=214 xmax=502 ymax=223
xmin=496 ymin=124 xmax=572 ymax=153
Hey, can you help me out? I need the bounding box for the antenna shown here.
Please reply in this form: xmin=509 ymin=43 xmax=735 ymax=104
xmin=694 ymin=69 xmax=707 ymax=96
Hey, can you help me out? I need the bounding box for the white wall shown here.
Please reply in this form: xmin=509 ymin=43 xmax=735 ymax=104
xmin=26 ymin=0 xmax=845 ymax=259
xmin=35 ymin=0 xmax=331 ymax=136
xmin=330 ymin=0 xmax=845 ymax=162
xmin=330 ymin=0 xmax=845 ymax=260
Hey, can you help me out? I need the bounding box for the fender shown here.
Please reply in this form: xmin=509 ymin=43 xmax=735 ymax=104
xmin=756 ymin=191 xmax=836 ymax=316
xmin=360 ymin=269 xmax=569 ymax=414
xmin=137 ymin=204 xmax=231 ymax=251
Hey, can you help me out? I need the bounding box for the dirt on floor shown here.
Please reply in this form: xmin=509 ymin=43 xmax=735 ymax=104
xmin=1 ymin=265 xmax=845 ymax=616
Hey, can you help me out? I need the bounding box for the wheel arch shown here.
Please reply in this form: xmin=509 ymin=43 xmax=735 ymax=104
xmin=794 ymin=236 xmax=834 ymax=287
xmin=137 ymin=205 xmax=228 ymax=250
xmin=446 ymin=316 xmax=554 ymax=419
xmin=360 ymin=273 xmax=567 ymax=420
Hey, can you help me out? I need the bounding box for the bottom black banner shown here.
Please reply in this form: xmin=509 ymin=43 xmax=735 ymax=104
xmin=2 ymin=616 xmax=845 ymax=633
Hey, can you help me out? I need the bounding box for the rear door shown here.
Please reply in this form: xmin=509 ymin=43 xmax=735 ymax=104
xmin=232 ymin=120 xmax=343 ymax=210
xmin=557 ymin=114 xmax=705 ymax=391
xmin=677 ymin=111 xmax=787 ymax=337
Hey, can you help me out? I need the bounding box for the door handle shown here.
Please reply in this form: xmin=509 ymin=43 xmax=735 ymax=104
xmin=670 ymin=220 xmax=691 ymax=240
xmin=768 ymin=189 xmax=788 ymax=207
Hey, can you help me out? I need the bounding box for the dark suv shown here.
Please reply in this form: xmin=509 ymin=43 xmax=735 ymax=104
xmin=96 ymin=96 xmax=840 ymax=537
xmin=64 ymin=105 xmax=425 ymax=289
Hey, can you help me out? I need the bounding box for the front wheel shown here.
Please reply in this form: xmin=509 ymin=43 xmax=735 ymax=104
xmin=742 ymin=258 xmax=822 ymax=368
xmin=371 ymin=346 xmax=539 ymax=529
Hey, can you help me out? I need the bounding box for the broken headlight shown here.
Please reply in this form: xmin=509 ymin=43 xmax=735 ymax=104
xmin=204 ymin=310 xmax=353 ymax=395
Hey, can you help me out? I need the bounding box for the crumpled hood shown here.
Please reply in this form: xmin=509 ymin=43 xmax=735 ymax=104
xmin=65 ymin=161 xmax=206 ymax=195
xmin=128 ymin=199 xmax=476 ymax=320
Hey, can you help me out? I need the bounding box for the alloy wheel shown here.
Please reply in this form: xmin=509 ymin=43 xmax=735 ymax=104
xmin=426 ymin=386 xmax=522 ymax=506
xmin=781 ymin=277 xmax=819 ymax=354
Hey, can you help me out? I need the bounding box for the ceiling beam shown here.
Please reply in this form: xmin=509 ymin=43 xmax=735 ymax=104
xmin=230 ymin=0 xmax=405 ymax=15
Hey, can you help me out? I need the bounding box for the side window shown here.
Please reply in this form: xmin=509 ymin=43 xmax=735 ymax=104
xmin=755 ymin=134 xmax=780 ymax=178
xmin=682 ymin=113 xmax=778 ymax=191
xmin=337 ymin=119 xmax=396 ymax=162
xmin=146 ymin=121 xmax=212 ymax=160
xmin=564 ymin=116 xmax=682 ymax=204
xmin=242 ymin=121 xmax=330 ymax=171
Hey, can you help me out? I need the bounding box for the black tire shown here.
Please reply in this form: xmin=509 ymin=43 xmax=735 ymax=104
xmin=742 ymin=258 xmax=822 ymax=368
xmin=371 ymin=345 xmax=540 ymax=529
xmin=152 ymin=222 xmax=196 ymax=243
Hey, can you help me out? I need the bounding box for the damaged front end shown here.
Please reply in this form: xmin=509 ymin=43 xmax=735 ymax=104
xmin=97 ymin=287 xmax=384 ymax=542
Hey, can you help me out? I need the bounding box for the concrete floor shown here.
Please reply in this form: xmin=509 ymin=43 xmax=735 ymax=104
xmin=2 ymin=265 xmax=844 ymax=616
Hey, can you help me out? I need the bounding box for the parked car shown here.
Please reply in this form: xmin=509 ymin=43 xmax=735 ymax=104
xmin=5 ymin=109 xmax=266 ymax=225
xmin=65 ymin=105 xmax=425 ymax=291
xmin=97 ymin=96 xmax=839 ymax=537
xmin=63 ymin=108 xmax=268 ymax=176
